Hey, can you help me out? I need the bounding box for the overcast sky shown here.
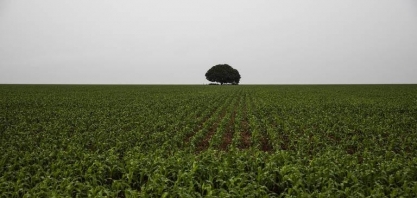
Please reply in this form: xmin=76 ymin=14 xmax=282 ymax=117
xmin=1 ymin=0 xmax=416 ymax=84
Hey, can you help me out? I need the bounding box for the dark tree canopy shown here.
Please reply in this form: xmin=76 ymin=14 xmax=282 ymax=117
xmin=205 ymin=64 xmax=241 ymax=85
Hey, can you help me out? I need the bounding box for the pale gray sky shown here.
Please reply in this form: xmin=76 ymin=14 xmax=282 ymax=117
xmin=1 ymin=0 xmax=416 ymax=84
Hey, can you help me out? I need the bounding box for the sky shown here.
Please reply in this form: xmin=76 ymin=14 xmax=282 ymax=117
xmin=1 ymin=0 xmax=416 ymax=84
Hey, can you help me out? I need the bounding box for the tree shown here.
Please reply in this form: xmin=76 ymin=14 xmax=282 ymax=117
xmin=205 ymin=64 xmax=241 ymax=85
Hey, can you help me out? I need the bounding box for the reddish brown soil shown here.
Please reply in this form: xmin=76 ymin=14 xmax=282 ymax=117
xmin=261 ymin=136 xmax=273 ymax=152
xmin=183 ymin=102 xmax=222 ymax=145
xmin=239 ymin=96 xmax=251 ymax=149
xmin=196 ymin=105 xmax=228 ymax=152
xmin=280 ymin=134 xmax=289 ymax=150
xmin=219 ymin=100 xmax=238 ymax=151
xmin=220 ymin=131 xmax=233 ymax=151
xmin=239 ymin=129 xmax=251 ymax=149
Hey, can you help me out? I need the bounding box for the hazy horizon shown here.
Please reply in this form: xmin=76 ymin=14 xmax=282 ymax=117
xmin=1 ymin=0 xmax=416 ymax=84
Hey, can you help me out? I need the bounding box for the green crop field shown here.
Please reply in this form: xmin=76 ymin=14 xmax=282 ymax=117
xmin=1 ymin=85 xmax=417 ymax=197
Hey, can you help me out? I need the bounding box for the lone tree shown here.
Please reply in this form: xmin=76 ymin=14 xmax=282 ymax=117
xmin=205 ymin=64 xmax=241 ymax=85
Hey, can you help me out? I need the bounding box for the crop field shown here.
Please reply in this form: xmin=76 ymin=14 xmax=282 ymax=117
xmin=1 ymin=85 xmax=417 ymax=197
